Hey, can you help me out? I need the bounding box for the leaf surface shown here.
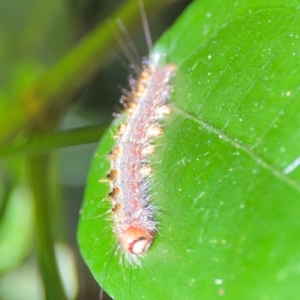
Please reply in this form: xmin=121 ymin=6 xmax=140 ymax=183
xmin=78 ymin=1 xmax=300 ymax=299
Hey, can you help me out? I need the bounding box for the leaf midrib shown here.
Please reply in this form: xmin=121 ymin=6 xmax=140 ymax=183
xmin=173 ymin=105 xmax=300 ymax=192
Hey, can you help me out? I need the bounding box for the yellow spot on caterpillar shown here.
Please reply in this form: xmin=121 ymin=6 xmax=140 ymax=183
xmin=109 ymin=187 xmax=120 ymax=199
xmin=142 ymin=145 xmax=156 ymax=156
xmin=107 ymin=169 xmax=118 ymax=181
xmin=140 ymin=165 xmax=152 ymax=177
xmin=109 ymin=147 xmax=120 ymax=159
xmin=112 ymin=203 xmax=122 ymax=214
xmin=148 ymin=126 xmax=162 ymax=137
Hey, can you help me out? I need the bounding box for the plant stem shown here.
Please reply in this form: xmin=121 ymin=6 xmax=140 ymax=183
xmin=0 ymin=126 xmax=106 ymax=158
xmin=28 ymin=154 xmax=67 ymax=300
xmin=0 ymin=0 xmax=170 ymax=144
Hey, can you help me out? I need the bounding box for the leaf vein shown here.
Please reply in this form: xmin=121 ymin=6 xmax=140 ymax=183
xmin=173 ymin=105 xmax=300 ymax=192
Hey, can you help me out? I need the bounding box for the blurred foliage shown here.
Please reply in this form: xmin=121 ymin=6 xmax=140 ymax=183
xmin=0 ymin=0 xmax=191 ymax=299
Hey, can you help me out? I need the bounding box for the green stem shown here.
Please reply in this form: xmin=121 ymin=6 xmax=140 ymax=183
xmin=0 ymin=126 xmax=106 ymax=158
xmin=0 ymin=0 xmax=170 ymax=144
xmin=28 ymin=154 xmax=67 ymax=300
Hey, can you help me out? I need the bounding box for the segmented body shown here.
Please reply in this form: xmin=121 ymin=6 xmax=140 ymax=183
xmin=107 ymin=58 xmax=176 ymax=265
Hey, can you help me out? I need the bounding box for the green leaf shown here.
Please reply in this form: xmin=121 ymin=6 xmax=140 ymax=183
xmin=78 ymin=0 xmax=300 ymax=299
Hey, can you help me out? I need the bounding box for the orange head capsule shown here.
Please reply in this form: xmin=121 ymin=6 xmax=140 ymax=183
xmin=120 ymin=227 xmax=154 ymax=255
